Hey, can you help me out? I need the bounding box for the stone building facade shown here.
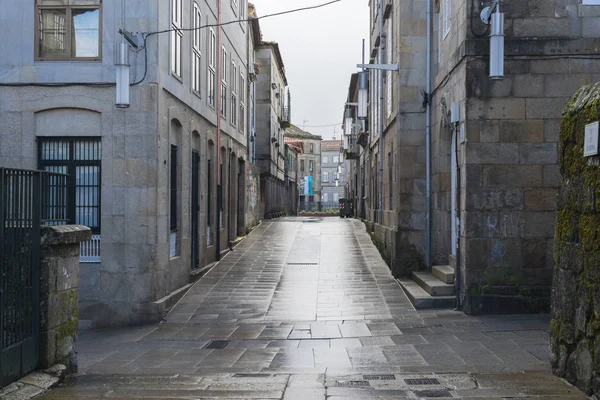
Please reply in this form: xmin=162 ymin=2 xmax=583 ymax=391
xmin=255 ymin=42 xmax=290 ymax=218
xmin=351 ymin=0 xmax=600 ymax=313
xmin=321 ymin=140 xmax=344 ymax=209
xmin=0 ymin=0 xmax=255 ymax=327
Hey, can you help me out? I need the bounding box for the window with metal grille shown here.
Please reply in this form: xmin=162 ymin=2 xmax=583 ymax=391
xmin=39 ymin=138 xmax=101 ymax=262
xmin=170 ymin=145 xmax=178 ymax=231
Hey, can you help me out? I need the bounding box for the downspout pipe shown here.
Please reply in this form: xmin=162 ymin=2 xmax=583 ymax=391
xmin=377 ymin=0 xmax=384 ymax=225
xmin=425 ymin=0 xmax=432 ymax=271
xmin=216 ymin=0 xmax=222 ymax=261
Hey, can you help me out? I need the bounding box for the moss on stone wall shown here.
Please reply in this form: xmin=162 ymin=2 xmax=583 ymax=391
xmin=552 ymin=81 xmax=600 ymax=397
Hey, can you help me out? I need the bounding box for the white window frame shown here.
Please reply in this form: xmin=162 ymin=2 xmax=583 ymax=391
xmin=231 ymin=60 xmax=238 ymax=126
xmin=208 ymin=28 xmax=216 ymax=108
xmin=322 ymin=156 xmax=328 ymax=164
xmin=333 ymin=156 xmax=339 ymax=164
xmin=221 ymin=46 xmax=228 ymax=118
xmin=240 ymin=72 xmax=246 ymax=133
xmin=171 ymin=0 xmax=183 ymax=79
xmin=192 ymin=3 xmax=202 ymax=95
xmin=322 ymin=172 xmax=329 ymax=183
xmin=231 ymin=0 xmax=238 ymax=14
xmin=333 ymin=193 xmax=340 ymax=203
xmin=323 ymin=193 xmax=329 ymax=203
xmin=443 ymin=0 xmax=451 ymax=39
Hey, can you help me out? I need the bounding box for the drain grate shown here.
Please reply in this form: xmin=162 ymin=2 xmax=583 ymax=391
xmin=336 ymin=380 xmax=371 ymax=387
xmin=233 ymin=373 xmax=271 ymax=378
xmin=414 ymin=389 xmax=452 ymax=398
xmin=203 ymin=340 xmax=230 ymax=349
xmin=363 ymin=374 xmax=396 ymax=380
xmin=287 ymin=262 xmax=319 ymax=266
xmin=405 ymin=378 xmax=441 ymax=386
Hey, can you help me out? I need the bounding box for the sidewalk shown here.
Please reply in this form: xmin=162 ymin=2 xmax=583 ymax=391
xmin=32 ymin=218 xmax=584 ymax=399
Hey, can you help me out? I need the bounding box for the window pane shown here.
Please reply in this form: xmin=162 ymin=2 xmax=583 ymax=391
xmin=41 ymin=140 xmax=70 ymax=160
xmin=74 ymin=140 xmax=101 ymax=160
xmin=39 ymin=9 xmax=68 ymax=58
xmin=72 ymin=8 xmax=99 ymax=57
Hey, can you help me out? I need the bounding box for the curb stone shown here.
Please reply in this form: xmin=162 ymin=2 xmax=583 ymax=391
xmin=0 ymin=364 xmax=67 ymax=400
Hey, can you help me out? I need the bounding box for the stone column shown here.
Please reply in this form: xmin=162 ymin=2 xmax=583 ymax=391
xmin=39 ymin=225 xmax=92 ymax=373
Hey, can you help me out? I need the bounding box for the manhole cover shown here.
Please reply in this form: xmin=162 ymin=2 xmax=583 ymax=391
xmin=287 ymin=262 xmax=318 ymax=266
xmin=363 ymin=374 xmax=396 ymax=380
xmin=203 ymin=340 xmax=230 ymax=349
xmin=233 ymin=374 xmax=271 ymax=378
xmin=405 ymin=378 xmax=441 ymax=385
xmin=336 ymin=380 xmax=371 ymax=387
xmin=414 ymin=389 xmax=452 ymax=397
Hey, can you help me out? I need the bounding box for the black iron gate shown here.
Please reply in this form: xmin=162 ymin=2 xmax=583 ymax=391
xmin=0 ymin=168 xmax=68 ymax=387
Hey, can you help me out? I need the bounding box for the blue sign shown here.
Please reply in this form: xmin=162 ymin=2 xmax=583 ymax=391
xmin=305 ymin=176 xmax=313 ymax=195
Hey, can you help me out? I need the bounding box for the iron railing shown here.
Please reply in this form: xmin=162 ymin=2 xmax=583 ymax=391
xmin=0 ymin=167 xmax=68 ymax=387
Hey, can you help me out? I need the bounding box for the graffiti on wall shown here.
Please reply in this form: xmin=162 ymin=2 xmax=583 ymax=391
xmin=245 ymin=164 xmax=260 ymax=229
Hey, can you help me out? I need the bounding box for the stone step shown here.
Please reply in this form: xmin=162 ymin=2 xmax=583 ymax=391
xmin=433 ymin=265 xmax=455 ymax=284
xmin=412 ymin=271 xmax=455 ymax=296
xmin=397 ymin=279 xmax=456 ymax=309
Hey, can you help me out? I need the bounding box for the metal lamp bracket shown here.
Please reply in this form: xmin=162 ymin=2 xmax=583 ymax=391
xmin=480 ymin=0 xmax=501 ymax=25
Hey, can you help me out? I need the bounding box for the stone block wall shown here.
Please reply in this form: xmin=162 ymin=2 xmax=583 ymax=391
xmin=550 ymin=82 xmax=600 ymax=397
xmin=39 ymin=225 xmax=91 ymax=372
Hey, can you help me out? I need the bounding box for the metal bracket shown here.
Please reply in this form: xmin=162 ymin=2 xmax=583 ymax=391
xmin=480 ymin=0 xmax=501 ymax=25
xmin=357 ymin=63 xmax=399 ymax=71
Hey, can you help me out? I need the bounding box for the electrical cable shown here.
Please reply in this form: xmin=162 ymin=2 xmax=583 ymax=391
xmin=0 ymin=0 xmax=343 ymax=88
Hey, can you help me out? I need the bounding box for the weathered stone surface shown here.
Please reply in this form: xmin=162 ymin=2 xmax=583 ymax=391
xmin=41 ymin=225 xmax=92 ymax=247
xmin=482 ymin=165 xmax=543 ymax=188
xmin=524 ymin=188 xmax=557 ymax=211
xmin=567 ymin=341 xmax=594 ymax=394
xmin=552 ymin=81 xmax=600 ymax=399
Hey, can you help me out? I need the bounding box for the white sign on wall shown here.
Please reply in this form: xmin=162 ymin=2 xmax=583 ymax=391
xmin=584 ymin=121 xmax=599 ymax=157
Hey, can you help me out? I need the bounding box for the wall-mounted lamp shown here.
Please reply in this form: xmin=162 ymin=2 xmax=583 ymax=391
xmin=481 ymin=1 xmax=504 ymax=81
xmin=357 ymin=71 xmax=369 ymax=120
xmin=115 ymin=41 xmax=130 ymax=108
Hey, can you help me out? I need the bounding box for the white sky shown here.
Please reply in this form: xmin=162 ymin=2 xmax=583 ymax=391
xmin=251 ymin=0 xmax=369 ymax=140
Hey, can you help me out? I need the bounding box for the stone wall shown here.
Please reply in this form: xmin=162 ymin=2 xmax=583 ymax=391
xmin=550 ymin=82 xmax=600 ymax=397
xmin=39 ymin=225 xmax=91 ymax=372
xmin=245 ymin=163 xmax=261 ymax=230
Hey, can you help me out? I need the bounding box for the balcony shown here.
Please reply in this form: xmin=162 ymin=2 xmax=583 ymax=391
xmin=357 ymin=131 xmax=369 ymax=148
xmin=280 ymin=107 xmax=291 ymax=129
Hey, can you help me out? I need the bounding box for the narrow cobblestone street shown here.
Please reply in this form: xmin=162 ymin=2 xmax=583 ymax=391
xmin=38 ymin=219 xmax=584 ymax=399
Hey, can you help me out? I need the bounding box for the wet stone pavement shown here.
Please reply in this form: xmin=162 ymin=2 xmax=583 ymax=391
xmin=38 ymin=219 xmax=586 ymax=399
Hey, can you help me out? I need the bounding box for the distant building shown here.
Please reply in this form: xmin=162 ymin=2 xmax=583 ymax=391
xmin=284 ymin=137 xmax=303 ymax=215
xmin=320 ymin=140 xmax=344 ymax=209
xmin=284 ymin=125 xmax=322 ymax=211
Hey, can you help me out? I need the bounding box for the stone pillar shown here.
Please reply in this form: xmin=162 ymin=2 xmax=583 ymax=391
xmin=39 ymin=225 xmax=92 ymax=373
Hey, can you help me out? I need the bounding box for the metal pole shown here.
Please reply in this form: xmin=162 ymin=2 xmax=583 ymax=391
xmin=378 ymin=0 xmax=384 ymax=225
xmin=425 ymin=0 xmax=432 ymax=270
xmin=216 ymin=0 xmax=222 ymax=261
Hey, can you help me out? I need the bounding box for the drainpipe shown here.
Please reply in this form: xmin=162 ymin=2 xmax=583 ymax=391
xmin=377 ymin=0 xmax=384 ymax=226
xmin=455 ymin=125 xmax=462 ymax=310
xmin=425 ymin=0 xmax=432 ymax=271
xmin=216 ymin=0 xmax=222 ymax=261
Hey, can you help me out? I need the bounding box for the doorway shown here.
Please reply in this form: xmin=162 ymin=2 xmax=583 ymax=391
xmin=237 ymin=159 xmax=245 ymax=237
xmin=450 ymin=131 xmax=457 ymax=257
xmin=191 ymin=151 xmax=200 ymax=270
